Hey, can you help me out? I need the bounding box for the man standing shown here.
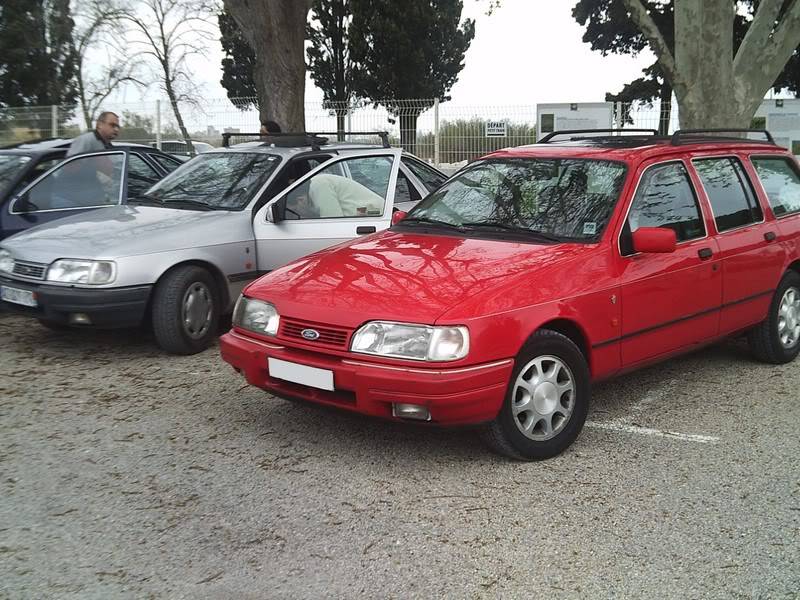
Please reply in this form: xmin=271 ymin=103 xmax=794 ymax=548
xmin=66 ymin=112 xmax=121 ymax=157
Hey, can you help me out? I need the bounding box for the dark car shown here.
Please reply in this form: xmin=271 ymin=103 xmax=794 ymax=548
xmin=0 ymin=138 xmax=184 ymax=240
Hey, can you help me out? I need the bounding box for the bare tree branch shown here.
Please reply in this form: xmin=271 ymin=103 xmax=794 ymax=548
xmin=620 ymin=0 xmax=682 ymax=94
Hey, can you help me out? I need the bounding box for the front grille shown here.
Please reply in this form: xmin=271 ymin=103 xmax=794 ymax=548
xmin=279 ymin=317 xmax=350 ymax=348
xmin=12 ymin=260 xmax=46 ymax=280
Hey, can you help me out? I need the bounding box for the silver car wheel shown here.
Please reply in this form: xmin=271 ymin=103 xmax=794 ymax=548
xmin=511 ymin=354 xmax=575 ymax=441
xmin=778 ymin=286 xmax=800 ymax=349
xmin=182 ymin=282 xmax=213 ymax=339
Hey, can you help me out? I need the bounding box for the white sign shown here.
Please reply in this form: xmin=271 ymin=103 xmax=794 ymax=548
xmin=485 ymin=121 xmax=507 ymax=137
xmin=754 ymin=99 xmax=800 ymax=154
xmin=536 ymin=102 xmax=614 ymax=141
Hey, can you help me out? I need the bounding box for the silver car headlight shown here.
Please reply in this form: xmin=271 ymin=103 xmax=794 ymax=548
xmin=350 ymin=321 xmax=469 ymax=361
xmin=0 ymin=249 xmax=13 ymax=274
xmin=232 ymin=295 xmax=280 ymax=336
xmin=47 ymin=259 xmax=116 ymax=284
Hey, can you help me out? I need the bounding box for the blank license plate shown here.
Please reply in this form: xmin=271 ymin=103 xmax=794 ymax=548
xmin=268 ymin=357 xmax=334 ymax=391
xmin=0 ymin=285 xmax=37 ymax=307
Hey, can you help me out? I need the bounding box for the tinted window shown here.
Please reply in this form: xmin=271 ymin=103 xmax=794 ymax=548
xmin=14 ymin=153 xmax=124 ymax=212
xmin=149 ymin=153 xmax=183 ymax=173
xmin=751 ymin=157 xmax=800 ymax=216
xmin=394 ymin=171 xmax=421 ymax=204
xmin=625 ymin=162 xmax=704 ymax=252
xmin=0 ymin=154 xmax=32 ymax=195
xmin=127 ymin=154 xmax=161 ymax=199
xmin=694 ymin=157 xmax=762 ymax=231
xmin=403 ymin=157 xmax=447 ymax=191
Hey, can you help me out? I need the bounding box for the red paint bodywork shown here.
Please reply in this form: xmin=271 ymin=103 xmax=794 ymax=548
xmin=220 ymin=141 xmax=800 ymax=425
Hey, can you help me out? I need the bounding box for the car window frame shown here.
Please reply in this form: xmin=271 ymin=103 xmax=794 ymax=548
xmin=617 ymin=158 xmax=708 ymax=258
xmin=402 ymin=155 xmax=448 ymax=191
xmin=690 ymin=154 xmax=765 ymax=235
xmin=747 ymin=153 xmax=800 ymax=220
xmin=9 ymin=149 xmax=129 ymax=215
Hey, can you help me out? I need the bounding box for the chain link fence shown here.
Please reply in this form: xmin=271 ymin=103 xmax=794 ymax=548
xmin=1 ymin=98 xmax=676 ymax=167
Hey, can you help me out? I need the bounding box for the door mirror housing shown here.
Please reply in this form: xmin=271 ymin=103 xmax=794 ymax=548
xmin=632 ymin=227 xmax=677 ymax=254
xmin=267 ymin=199 xmax=285 ymax=223
xmin=391 ymin=209 xmax=408 ymax=225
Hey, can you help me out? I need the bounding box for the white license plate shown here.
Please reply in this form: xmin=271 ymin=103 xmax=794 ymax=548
xmin=268 ymin=357 xmax=334 ymax=391
xmin=0 ymin=285 xmax=37 ymax=307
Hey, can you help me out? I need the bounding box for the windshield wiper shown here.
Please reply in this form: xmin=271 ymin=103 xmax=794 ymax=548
xmin=397 ymin=216 xmax=464 ymax=230
xmin=161 ymin=198 xmax=215 ymax=211
xmin=460 ymin=221 xmax=565 ymax=242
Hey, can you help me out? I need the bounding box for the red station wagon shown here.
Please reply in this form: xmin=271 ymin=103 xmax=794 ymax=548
xmin=220 ymin=129 xmax=800 ymax=460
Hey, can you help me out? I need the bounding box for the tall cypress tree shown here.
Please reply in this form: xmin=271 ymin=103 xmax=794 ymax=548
xmin=219 ymin=7 xmax=257 ymax=108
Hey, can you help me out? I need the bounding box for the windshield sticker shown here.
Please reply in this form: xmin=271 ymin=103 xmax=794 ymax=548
xmin=583 ymin=222 xmax=597 ymax=235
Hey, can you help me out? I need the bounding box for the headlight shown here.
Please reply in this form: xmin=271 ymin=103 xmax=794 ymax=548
xmin=350 ymin=321 xmax=469 ymax=361
xmin=232 ymin=296 xmax=280 ymax=336
xmin=0 ymin=249 xmax=13 ymax=274
xmin=47 ymin=259 xmax=116 ymax=284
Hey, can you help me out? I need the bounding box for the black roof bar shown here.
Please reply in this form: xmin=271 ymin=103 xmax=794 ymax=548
xmin=538 ymin=129 xmax=659 ymax=143
xmin=221 ymin=130 xmax=390 ymax=149
xmin=670 ymin=128 xmax=776 ymax=145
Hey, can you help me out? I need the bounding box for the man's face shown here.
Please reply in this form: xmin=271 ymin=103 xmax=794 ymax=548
xmin=97 ymin=115 xmax=121 ymax=142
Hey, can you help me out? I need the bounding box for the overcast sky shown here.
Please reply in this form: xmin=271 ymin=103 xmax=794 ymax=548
xmin=110 ymin=1 xmax=656 ymax=109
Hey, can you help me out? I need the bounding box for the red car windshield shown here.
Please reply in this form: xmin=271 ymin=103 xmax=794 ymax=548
xmin=403 ymin=158 xmax=628 ymax=241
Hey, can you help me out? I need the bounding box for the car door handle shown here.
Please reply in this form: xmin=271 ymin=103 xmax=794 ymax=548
xmin=697 ymin=248 xmax=713 ymax=260
xmin=764 ymin=231 xmax=777 ymax=242
xmin=356 ymin=226 xmax=376 ymax=235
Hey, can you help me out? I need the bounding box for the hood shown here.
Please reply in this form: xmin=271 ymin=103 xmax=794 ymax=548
xmin=1 ymin=205 xmax=248 ymax=263
xmin=246 ymin=230 xmax=606 ymax=327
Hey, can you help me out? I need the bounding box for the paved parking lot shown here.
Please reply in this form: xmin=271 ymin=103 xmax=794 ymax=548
xmin=1 ymin=312 xmax=798 ymax=599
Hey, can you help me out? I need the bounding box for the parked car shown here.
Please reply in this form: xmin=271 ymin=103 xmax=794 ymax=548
xmin=0 ymin=134 xmax=447 ymax=352
xmin=149 ymin=139 xmax=215 ymax=160
xmin=218 ymin=128 xmax=800 ymax=460
xmin=0 ymin=138 xmax=184 ymax=239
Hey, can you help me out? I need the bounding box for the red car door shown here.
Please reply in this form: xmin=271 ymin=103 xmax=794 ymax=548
xmin=690 ymin=154 xmax=786 ymax=335
xmin=617 ymin=159 xmax=722 ymax=366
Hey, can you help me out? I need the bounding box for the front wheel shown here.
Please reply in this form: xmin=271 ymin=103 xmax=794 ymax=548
xmin=151 ymin=266 xmax=220 ymax=355
xmin=747 ymin=270 xmax=800 ymax=364
xmin=481 ymin=330 xmax=590 ymax=460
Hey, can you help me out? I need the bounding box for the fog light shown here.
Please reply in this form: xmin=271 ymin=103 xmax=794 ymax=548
xmin=392 ymin=403 xmax=431 ymax=421
xmin=69 ymin=313 xmax=92 ymax=325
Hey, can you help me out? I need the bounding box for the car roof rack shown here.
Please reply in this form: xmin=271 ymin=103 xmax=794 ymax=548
xmin=538 ymin=129 xmax=659 ymax=144
xmin=669 ymin=128 xmax=776 ymax=146
xmin=221 ymin=131 xmax=390 ymax=150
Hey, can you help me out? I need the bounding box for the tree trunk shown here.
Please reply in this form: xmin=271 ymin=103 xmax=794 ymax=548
xmin=224 ymin=0 xmax=312 ymax=132
xmin=164 ymin=73 xmax=194 ymax=155
xmin=399 ymin=112 xmax=419 ymax=155
xmin=336 ymin=108 xmax=347 ymax=141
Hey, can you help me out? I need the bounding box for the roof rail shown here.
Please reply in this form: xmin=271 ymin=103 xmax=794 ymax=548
xmin=221 ymin=130 xmax=390 ymax=150
xmin=538 ymin=129 xmax=659 ymax=144
xmin=670 ymin=128 xmax=776 ymax=145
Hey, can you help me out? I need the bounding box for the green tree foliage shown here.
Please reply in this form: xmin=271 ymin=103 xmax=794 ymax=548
xmin=349 ymin=0 xmax=475 ymax=151
xmin=219 ymin=7 xmax=257 ymax=108
xmin=0 ymin=0 xmax=77 ymax=135
xmin=307 ymin=0 xmax=354 ymax=139
xmin=573 ymin=0 xmax=800 ymax=132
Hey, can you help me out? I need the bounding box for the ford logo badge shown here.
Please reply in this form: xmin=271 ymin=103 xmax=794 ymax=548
xmin=301 ymin=328 xmax=320 ymax=340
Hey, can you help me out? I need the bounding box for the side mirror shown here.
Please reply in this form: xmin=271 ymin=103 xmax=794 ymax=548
xmin=267 ymin=199 xmax=285 ymax=223
xmin=12 ymin=195 xmax=38 ymax=215
xmin=632 ymin=227 xmax=677 ymax=254
xmin=391 ymin=210 xmax=408 ymax=225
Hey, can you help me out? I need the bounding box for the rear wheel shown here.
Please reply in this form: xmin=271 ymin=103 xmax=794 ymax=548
xmin=481 ymin=330 xmax=590 ymax=460
xmin=151 ymin=266 xmax=220 ymax=355
xmin=747 ymin=270 xmax=800 ymax=364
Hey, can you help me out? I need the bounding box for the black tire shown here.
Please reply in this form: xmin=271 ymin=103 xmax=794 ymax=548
xmin=151 ymin=266 xmax=220 ymax=355
xmin=747 ymin=270 xmax=800 ymax=364
xmin=480 ymin=330 xmax=590 ymax=461
xmin=37 ymin=319 xmax=70 ymax=332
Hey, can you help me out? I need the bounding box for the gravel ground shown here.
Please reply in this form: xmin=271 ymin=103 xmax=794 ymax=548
xmin=1 ymin=312 xmax=798 ymax=599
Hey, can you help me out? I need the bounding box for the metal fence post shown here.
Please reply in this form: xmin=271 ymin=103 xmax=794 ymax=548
xmin=51 ymin=105 xmax=58 ymax=137
xmin=156 ymin=99 xmax=162 ymax=150
xmin=434 ymin=98 xmax=440 ymax=167
xmin=347 ymin=102 xmax=352 ymax=134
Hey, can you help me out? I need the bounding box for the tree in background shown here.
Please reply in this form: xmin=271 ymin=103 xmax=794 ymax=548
xmin=348 ymin=0 xmax=475 ymax=151
xmin=72 ymin=0 xmax=143 ymax=129
xmin=615 ymin=0 xmax=800 ymax=128
xmin=219 ymin=7 xmax=257 ymax=109
xmin=222 ymin=0 xmax=312 ymax=131
xmin=121 ymin=0 xmax=216 ymax=154
xmin=307 ymin=0 xmax=355 ymax=140
xmin=574 ymin=0 xmax=800 ymax=133
xmin=0 ymin=0 xmax=77 ymax=135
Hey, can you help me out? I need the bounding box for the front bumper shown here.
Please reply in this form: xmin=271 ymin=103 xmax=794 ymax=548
xmin=220 ymin=329 xmax=514 ymax=426
xmin=0 ymin=275 xmax=152 ymax=328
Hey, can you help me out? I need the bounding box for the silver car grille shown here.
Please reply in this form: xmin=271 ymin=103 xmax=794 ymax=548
xmin=11 ymin=260 xmax=47 ymax=280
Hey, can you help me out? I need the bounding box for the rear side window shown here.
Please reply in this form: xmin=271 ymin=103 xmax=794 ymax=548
xmin=751 ymin=157 xmax=800 ymax=217
xmin=622 ymin=162 xmax=704 ymax=255
xmin=403 ymin=157 xmax=447 ymax=191
xmin=693 ymin=157 xmax=762 ymax=231
xmin=149 ymin=153 xmax=183 ymax=173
